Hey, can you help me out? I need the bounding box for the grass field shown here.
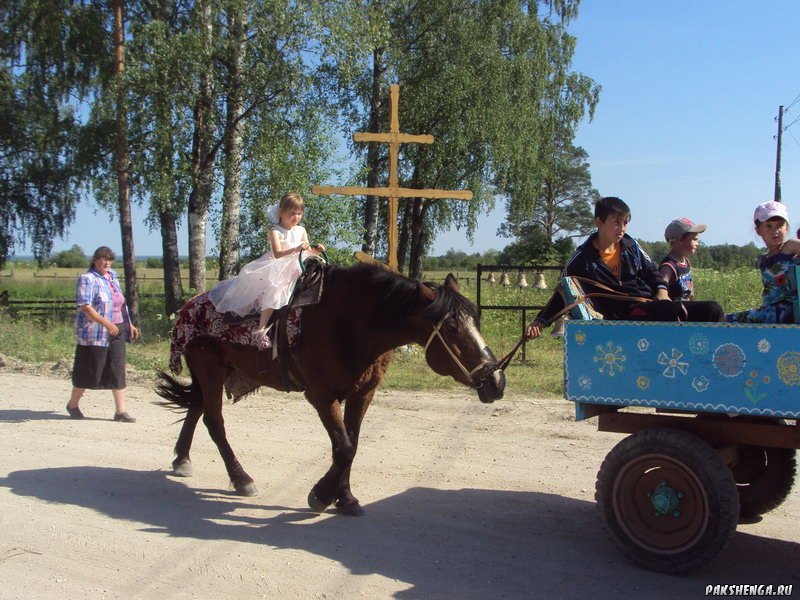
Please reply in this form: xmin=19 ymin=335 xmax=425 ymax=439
xmin=0 ymin=265 xmax=763 ymax=398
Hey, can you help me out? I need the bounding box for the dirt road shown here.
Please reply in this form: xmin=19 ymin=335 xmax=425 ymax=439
xmin=1 ymin=365 xmax=798 ymax=599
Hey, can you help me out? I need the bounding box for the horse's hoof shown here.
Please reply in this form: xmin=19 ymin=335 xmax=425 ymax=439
xmin=172 ymin=460 xmax=193 ymax=477
xmin=235 ymin=481 xmax=258 ymax=497
xmin=307 ymin=489 xmax=330 ymax=512
xmin=335 ymin=501 xmax=365 ymax=517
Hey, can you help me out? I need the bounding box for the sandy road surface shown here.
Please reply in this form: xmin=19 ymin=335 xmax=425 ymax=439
xmin=0 ymin=366 xmax=798 ymax=599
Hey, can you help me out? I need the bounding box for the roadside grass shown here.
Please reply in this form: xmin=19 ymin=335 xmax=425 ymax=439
xmin=0 ymin=266 xmax=762 ymax=398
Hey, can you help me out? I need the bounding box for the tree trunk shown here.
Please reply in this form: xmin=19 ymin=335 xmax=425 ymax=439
xmin=159 ymin=208 xmax=183 ymax=315
xmin=408 ymin=200 xmax=431 ymax=280
xmin=408 ymin=199 xmax=429 ymax=280
xmin=218 ymin=5 xmax=244 ymax=281
xmin=112 ymin=0 xmax=138 ymax=322
xmin=362 ymin=47 xmax=384 ymax=255
xmin=397 ymin=198 xmax=413 ymax=273
xmin=188 ymin=0 xmax=215 ymax=292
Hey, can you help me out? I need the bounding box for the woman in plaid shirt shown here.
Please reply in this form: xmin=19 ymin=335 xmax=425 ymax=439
xmin=66 ymin=246 xmax=140 ymax=422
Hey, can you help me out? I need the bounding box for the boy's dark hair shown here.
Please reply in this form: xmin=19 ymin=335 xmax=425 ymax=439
xmin=595 ymin=196 xmax=631 ymax=221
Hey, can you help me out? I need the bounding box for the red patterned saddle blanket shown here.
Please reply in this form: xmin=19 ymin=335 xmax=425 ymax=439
xmin=169 ymin=292 xmax=301 ymax=375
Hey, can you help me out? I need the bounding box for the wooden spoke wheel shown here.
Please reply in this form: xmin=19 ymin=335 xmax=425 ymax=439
xmin=596 ymin=428 xmax=740 ymax=574
xmin=733 ymin=446 xmax=797 ymax=519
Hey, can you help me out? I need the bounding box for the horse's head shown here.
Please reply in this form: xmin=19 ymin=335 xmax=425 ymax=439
xmin=418 ymin=274 xmax=505 ymax=403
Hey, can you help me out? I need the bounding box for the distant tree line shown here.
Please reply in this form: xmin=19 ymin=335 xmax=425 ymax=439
xmin=38 ymin=238 xmax=764 ymax=273
xmin=426 ymin=240 xmax=764 ymax=272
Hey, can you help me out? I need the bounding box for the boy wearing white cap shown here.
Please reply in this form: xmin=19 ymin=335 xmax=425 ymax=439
xmin=659 ymin=218 xmax=707 ymax=301
xmin=727 ymin=201 xmax=800 ymax=323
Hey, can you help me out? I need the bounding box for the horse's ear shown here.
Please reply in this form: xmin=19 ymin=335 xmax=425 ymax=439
xmin=444 ymin=273 xmax=459 ymax=293
xmin=419 ymin=282 xmax=436 ymax=303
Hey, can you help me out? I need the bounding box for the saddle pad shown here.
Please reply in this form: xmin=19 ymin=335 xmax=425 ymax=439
xmin=169 ymin=292 xmax=302 ymax=375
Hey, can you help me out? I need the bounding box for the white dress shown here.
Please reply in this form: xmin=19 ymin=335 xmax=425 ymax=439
xmin=209 ymin=225 xmax=306 ymax=317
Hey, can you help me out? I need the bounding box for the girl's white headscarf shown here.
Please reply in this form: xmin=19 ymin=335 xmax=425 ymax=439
xmin=267 ymin=203 xmax=280 ymax=225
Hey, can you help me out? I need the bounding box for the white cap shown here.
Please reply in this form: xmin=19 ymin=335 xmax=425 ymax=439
xmin=753 ymin=201 xmax=788 ymax=223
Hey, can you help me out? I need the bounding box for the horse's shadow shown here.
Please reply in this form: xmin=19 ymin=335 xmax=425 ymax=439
xmin=1 ymin=467 xmax=798 ymax=599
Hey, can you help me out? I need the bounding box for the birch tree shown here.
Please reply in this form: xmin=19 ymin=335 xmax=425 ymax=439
xmin=0 ymin=1 xmax=102 ymax=266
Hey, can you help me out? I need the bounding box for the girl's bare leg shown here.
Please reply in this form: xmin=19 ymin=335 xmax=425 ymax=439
xmin=258 ymin=308 xmax=274 ymax=330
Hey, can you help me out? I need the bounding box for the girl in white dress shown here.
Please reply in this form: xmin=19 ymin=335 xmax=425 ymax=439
xmin=209 ymin=192 xmax=325 ymax=337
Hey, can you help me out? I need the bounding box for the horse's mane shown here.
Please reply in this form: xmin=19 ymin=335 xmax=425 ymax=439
xmin=325 ymin=263 xmax=478 ymax=326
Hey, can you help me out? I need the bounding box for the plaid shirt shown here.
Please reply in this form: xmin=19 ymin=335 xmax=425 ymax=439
xmin=74 ymin=268 xmax=129 ymax=346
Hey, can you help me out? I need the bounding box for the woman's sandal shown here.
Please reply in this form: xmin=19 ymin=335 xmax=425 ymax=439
xmin=66 ymin=403 xmax=84 ymax=419
xmin=113 ymin=412 xmax=136 ymax=423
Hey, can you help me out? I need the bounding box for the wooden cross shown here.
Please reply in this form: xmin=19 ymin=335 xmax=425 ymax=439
xmin=312 ymin=84 xmax=472 ymax=271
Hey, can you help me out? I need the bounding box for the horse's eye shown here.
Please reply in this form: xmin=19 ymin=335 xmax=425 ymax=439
xmin=444 ymin=320 xmax=459 ymax=334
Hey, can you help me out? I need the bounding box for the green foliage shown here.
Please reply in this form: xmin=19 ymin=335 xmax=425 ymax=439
xmin=691 ymin=267 xmax=762 ymax=313
xmin=0 ymin=1 xmax=108 ymax=266
xmin=502 ymin=138 xmax=599 ymax=251
xmin=49 ymin=245 xmax=88 ymax=268
xmin=0 ymin=317 xmax=76 ymax=363
xmin=636 ymin=240 xmax=762 ymax=270
xmin=424 ymin=249 xmax=501 ymax=271
xmin=497 ymin=226 xmax=574 ymax=266
xmin=315 ymin=0 xmax=600 ymax=275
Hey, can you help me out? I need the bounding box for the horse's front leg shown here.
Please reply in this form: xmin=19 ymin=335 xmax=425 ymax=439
xmin=307 ymin=397 xmax=358 ymax=514
xmin=333 ymin=390 xmax=375 ymax=515
xmin=307 ymin=390 xmax=375 ymax=516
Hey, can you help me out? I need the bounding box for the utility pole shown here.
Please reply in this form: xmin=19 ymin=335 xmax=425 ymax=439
xmin=774 ymin=105 xmax=783 ymax=202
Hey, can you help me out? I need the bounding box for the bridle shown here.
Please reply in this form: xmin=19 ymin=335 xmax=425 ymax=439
xmin=424 ymin=313 xmax=494 ymax=387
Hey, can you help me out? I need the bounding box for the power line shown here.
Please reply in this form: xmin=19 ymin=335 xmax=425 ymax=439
xmin=787 ymin=129 xmax=800 ymax=164
xmin=782 ymin=112 xmax=800 ymax=131
xmin=786 ymin=92 xmax=800 ymax=112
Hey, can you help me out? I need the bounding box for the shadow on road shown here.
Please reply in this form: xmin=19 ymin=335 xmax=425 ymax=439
xmin=1 ymin=466 xmax=798 ymax=598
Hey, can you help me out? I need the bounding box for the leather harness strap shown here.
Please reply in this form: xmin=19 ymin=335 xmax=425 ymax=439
xmin=424 ymin=313 xmax=490 ymax=383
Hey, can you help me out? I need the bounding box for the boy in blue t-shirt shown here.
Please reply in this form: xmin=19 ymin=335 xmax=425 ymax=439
xmin=659 ymin=218 xmax=706 ymax=301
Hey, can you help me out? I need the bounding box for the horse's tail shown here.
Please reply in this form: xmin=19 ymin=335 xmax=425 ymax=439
xmin=155 ymin=370 xmax=200 ymax=412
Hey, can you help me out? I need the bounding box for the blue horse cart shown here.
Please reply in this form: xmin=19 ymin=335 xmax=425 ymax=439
xmin=562 ymin=288 xmax=799 ymax=573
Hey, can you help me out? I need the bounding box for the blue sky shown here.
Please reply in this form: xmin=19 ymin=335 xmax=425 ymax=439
xmin=44 ymin=0 xmax=800 ymax=257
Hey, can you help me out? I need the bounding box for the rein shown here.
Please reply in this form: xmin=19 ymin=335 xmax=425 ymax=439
xmin=496 ymin=337 xmax=525 ymax=371
xmin=493 ymin=276 xmax=658 ymax=368
xmin=424 ymin=313 xmax=491 ymax=385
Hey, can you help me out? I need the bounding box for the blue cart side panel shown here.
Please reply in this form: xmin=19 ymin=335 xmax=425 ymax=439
xmin=564 ymin=320 xmax=800 ymax=420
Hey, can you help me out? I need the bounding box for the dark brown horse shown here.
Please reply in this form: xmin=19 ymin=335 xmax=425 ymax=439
xmin=156 ymin=262 xmax=505 ymax=515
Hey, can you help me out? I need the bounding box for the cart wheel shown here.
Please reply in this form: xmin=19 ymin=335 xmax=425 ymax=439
xmin=596 ymin=428 xmax=739 ymax=574
xmin=733 ymin=446 xmax=797 ymax=519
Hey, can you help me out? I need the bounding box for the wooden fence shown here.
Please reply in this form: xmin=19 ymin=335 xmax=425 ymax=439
xmin=0 ymin=290 xmax=166 ymax=319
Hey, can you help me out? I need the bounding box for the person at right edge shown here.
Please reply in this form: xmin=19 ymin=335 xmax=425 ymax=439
xmin=525 ymin=196 xmax=725 ymax=339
